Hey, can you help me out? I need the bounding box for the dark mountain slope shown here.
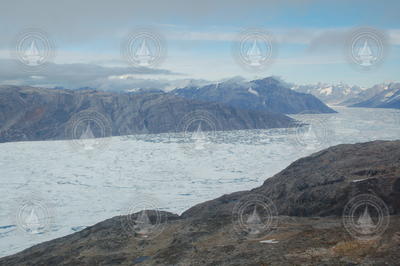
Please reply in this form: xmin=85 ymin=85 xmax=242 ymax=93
xmin=0 ymin=85 xmax=295 ymax=143
xmin=172 ymin=77 xmax=336 ymax=114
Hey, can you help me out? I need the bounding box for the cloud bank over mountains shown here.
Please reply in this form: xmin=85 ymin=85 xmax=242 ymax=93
xmin=0 ymin=59 xmax=185 ymax=90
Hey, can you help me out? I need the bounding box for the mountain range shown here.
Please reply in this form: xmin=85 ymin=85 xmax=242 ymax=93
xmin=0 ymin=78 xmax=338 ymax=143
xmin=293 ymin=82 xmax=363 ymax=105
xmin=293 ymin=81 xmax=400 ymax=109
xmin=172 ymin=77 xmax=336 ymax=114
xmin=348 ymin=83 xmax=400 ymax=108
xmin=0 ymin=85 xmax=297 ymax=143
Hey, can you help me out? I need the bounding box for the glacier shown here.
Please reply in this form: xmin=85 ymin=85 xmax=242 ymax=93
xmin=1 ymin=106 xmax=400 ymax=257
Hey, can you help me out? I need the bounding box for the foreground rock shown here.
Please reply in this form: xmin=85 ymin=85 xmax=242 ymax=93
xmin=2 ymin=215 xmax=400 ymax=266
xmin=183 ymin=140 xmax=400 ymax=219
xmin=1 ymin=140 xmax=400 ymax=265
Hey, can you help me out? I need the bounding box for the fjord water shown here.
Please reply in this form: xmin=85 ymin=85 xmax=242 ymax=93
xmin=1 ymin=106 xmax=400 ymax=256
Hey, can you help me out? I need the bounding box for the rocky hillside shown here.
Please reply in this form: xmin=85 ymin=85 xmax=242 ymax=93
xmin=1 ymin=140 xmax=399 ymax=265
xmin=0 ymin=85 xmax=295 ymax=143
xmin=172 ymin=77 xmax=336 ymax=114
xmin=182 ymin=140 xmax=400 ymax=219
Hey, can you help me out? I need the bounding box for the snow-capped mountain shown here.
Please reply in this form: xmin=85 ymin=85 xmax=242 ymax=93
xmin=293 ymin=83 xmax=364 ymax=105
xmin=349 ymin=83 xmax=400 ymax=108
xmin=293 ymin=81 xmax=400 ymax=109
xmin=172 ymin=77 xmax=336 ymax=114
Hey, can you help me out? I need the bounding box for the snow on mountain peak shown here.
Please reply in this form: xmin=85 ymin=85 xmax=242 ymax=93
xmin=319 ymin=87 xmax=332 ymax=95
xmin=248 ymin=87 xmax=259 ymax=96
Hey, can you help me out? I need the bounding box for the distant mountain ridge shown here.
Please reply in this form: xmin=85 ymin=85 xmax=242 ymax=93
xmin=172 ymin=77 xmax=336 ymax=114
xmin=293 ymin=82 xmax=364 ymax=105
xmin=339 ymin=83 xmax=390 ymax=106
xmin=348 ymin=83 xmax=400 ymax=108
xmin=292 ymin=81 xmax=400 ymax=109
xmin=0 ymin=85 xmax=295 ymax=143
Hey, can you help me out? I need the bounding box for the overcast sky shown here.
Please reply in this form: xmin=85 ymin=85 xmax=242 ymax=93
xmin=0 ymin=0 xmax=399 ymax=89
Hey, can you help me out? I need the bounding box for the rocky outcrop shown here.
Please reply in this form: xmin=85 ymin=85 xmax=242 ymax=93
xmin=172 ymin=77 xmax=336 ymax=114
xmin=182 ymin=140 xmax=400 ymax=219
xmin=1 ymin=140 xmax=400 ymax=265
xmin=3 ymin=214 xmax=400 ymax=266
xmin=0 ymin=86 xmax=295 ymax=143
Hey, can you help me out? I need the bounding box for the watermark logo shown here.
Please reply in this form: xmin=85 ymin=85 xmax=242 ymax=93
xmin=293 ymin=113 xmax=332 ymax=150
xmin=122 ymin=28 xmax=166 ymax=68
xmin=232 ymin=194 xmax=278 ymax=240
xmin=16 ymin=198 xmax=53 ymax=235
xmin=177 ymin=110 xmax=218 ymax=153
xmin=343 ymin=194 xmax=389 ymax=241
xmin=346 ymin=27 xmax=388 ymax=70
xmin=232 ymin=28 xmax=276 ymax=71
xmin=13 ymin=28 xmax=55 ymax=71
xmin=121 ymin=197 xmax=167 ymax=240
xmin=65 ymin=110 xmax=112 ymax=153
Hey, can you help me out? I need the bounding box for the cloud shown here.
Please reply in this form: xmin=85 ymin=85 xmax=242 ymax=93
xmin=166 ymin=27 xmax=400 ymax=47
xmin=0 ymin=59 xmax=182 ymax=89
xmin=389 ymin=29 xmax=400 ymax=45
xmin=306 ymin=29 xmax=348 ymax=53
xmin=276 ymin=55 xmax=345 ymax=65
xmin=0 ymin=0 xmax=397 ymax=54
xmin=305 ymin=28 xmax=399 ymax=54
xmin=166 ymin=30 xmax=236 ymax=42
xmin=165 ymin=27 xmax=321 ymax=44
xmin=0 ymin=0 xmax=316 ymax=48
